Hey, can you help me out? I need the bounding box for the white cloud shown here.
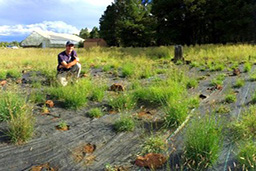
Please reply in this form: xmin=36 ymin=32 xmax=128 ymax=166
xmin=0 ymin=21 xmax=80 ymax=36
xmin=59 ymin=0 xmax=114 ymax=7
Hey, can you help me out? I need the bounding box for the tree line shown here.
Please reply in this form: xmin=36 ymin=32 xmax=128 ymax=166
xmin=96 ymin=0 xmax=256 ymax=47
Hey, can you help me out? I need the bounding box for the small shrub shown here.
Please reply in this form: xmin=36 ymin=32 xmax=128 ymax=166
xmin=237 ymin=141 xmax=256 ymax=169
xmin=184 ymin=116 xmax=222 ymax=169
xmin=114 ymin=115 xmax=135 ymax=132
xmin=88 ymin=108 xmax=103 ymax=118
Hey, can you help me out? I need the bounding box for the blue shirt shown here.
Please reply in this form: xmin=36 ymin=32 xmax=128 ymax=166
xmin=57 ymin=50 xmax=77 ymax=71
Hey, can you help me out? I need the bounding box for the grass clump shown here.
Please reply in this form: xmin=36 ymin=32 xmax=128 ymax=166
xmin=230 ymin=106 xmax=256 ymax=140
xmin=164 ymin=102 xmax=188 ymax=128
xmin=0 ymin=70 xmax=7 ymax=79
xmin=90 ymin=84 xmax=107 ymax=102
xmin=211 ymin=74 xmax=226 ymax=86
xmin=234 ymin=78 xmax=245 ymax=88
xmin=108 ymin=93 xmax=136 ymax=112
xmin=186 ymin=79 xmax=198 ymax=89
xmin=216 ymin=105 xmax=230 ymax=114
xmin=88 ymin=108 xmax=103 ymax=118
xmin=114 ymin=115 xmax=135 ymax=132
xmin=141 ymin=135 xmax=167 ymax=155
xmin=0 ymin=91 xmax=27 ymax=121
xmin=121 ymin=63 xmax=135 ymax=78
xmin=6 ymin=69 xmax=22 ymax=79
xmin=29 ymin=91 xmax=46 ymax=103
xmin=0 ymin=91 xmax=34 ymax=144
xmin=6 ymin=110 xmax=34 ymax=144
xmin=237 ymin=141 xmax=256 ymax=170
xmin=184 ymin=116 xmax=222 ymax=169
xmin=47 ymin=79 xmax=92 ymax=109
xmin=244 ymin=62 xmax=252 ymax=73
xmin=225 ymin=93 xmax=236 ymax=103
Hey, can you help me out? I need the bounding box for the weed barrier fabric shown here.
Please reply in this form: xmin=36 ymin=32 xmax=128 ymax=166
xmin=0 ymin=110 xmax=143 ymax=170
xmin=161 ymin=65 xmax=256 ymax=170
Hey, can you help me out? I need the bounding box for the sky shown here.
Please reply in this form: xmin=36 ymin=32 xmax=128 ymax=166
xmin=0 ymin=0 xmax=114 ymax=42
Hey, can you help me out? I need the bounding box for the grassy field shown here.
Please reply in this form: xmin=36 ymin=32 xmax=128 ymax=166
xmin=1 ymin=44 xmax=256 ymax=169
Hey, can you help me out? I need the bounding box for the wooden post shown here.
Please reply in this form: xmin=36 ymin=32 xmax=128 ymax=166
xmin=174 ymin=45 xmax=184 ymax=63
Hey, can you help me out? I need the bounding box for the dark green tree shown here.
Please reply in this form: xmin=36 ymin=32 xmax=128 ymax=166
xmin=89 ymin=27 xmax=100 ymax=38
xmin=79 ymin=28 xmax=90 ymax=39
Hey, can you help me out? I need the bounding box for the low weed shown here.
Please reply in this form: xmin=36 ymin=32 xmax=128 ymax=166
xmin=88 ymin=108 xmax=103 ymax=118
xmin=184 ymin=116 xmax=222 ymax=169
xmin=140 ymin=135 xmax=167 ymax=155
xmin=114 ymin=115 xmax=135 ymax=132
xmin=249 ymin=70 xmax=256 ymax=81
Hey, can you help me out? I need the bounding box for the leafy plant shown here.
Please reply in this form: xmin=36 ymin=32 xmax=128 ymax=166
xmin=244 ymin=62 xmax=252 ymax=73
xmin=141 ymin=135 xmax=167 ymax=155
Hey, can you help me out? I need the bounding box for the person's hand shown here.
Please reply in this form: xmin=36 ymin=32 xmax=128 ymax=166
xmin=76 ymin=57 xmax=80 ymax=62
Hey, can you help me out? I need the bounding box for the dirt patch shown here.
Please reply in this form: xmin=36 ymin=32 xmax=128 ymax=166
xmin=30 ymin=163 xmax=57 ymax=171
xmin=135 ymin=153 xmax=167 ymax=169
xmin=73 ymin=143 xmax=97 ymax=165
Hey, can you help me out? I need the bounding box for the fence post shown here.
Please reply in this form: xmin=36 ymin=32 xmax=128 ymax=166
xmin=174 ymin=45 xmax=184 ymax=63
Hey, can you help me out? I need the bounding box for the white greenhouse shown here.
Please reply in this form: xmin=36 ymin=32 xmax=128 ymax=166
xmin=21 ymin=30 xmax=84 ymax=48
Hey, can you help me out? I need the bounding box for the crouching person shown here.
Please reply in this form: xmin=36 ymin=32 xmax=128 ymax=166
xmin=57 ymin=41 xmax=81 ymax=86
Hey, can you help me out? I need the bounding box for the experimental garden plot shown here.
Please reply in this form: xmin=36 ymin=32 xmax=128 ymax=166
xmin=0 ymin=46 xmax=256 ymax=170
